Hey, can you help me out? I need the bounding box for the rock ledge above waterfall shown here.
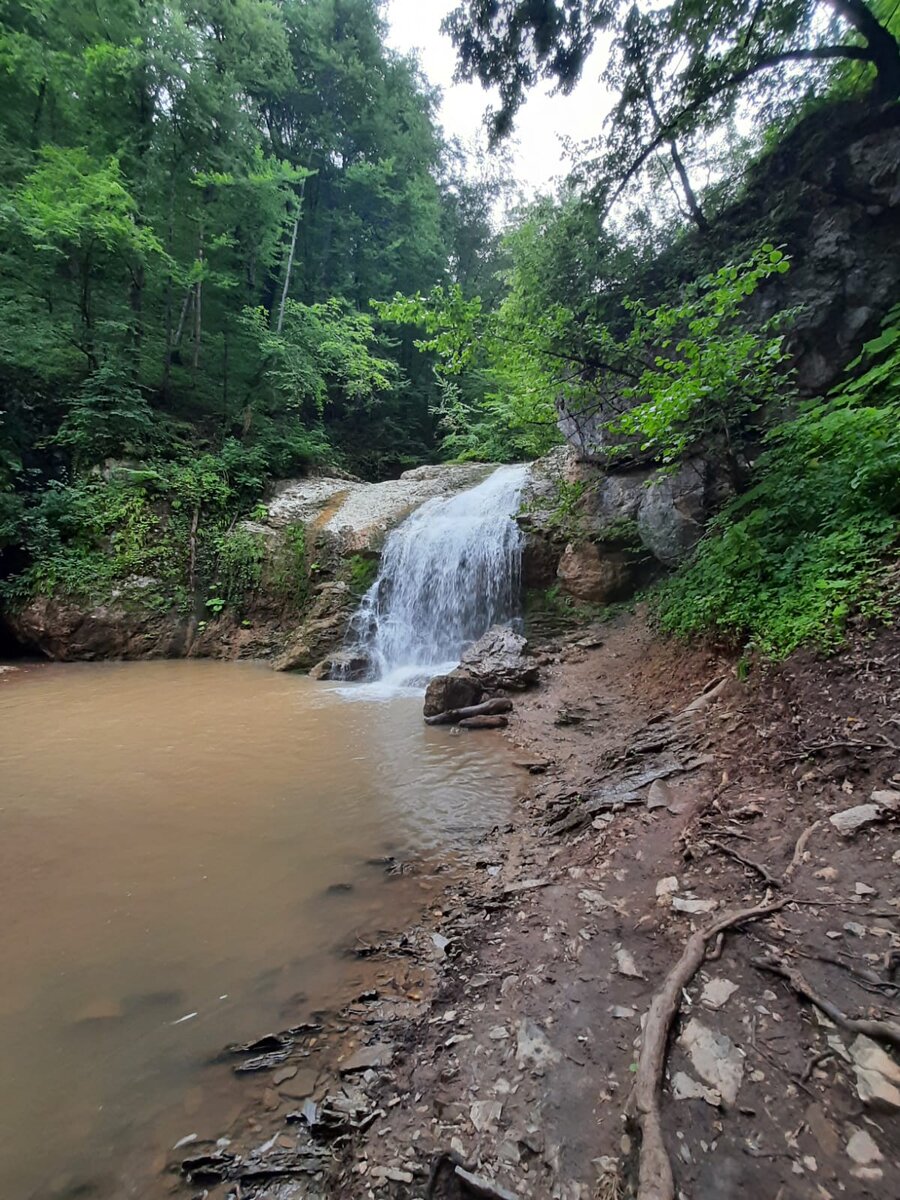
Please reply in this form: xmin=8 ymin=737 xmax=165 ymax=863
xmin=265 ymin=462 xmax=493 ymax=553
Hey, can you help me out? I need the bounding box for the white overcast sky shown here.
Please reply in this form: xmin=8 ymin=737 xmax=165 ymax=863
xmin=384 ymin=0 xmax=613 ymax=197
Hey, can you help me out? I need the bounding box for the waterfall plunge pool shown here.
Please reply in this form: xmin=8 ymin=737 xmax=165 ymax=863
xmin=0 ymin=660 xmax=520 ymax=1199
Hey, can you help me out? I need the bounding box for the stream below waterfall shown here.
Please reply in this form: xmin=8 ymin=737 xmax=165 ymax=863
xmin=0 ymin=660 xmax=520 ymax=1199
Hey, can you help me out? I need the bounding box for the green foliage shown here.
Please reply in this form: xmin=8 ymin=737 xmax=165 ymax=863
xmin=446 ymin=0 xmax=900 ymax=228
xmin=51 ymin=364 xmax=159 ymax=467
xmin=213 ymin=528 xmax=267 ymax=607
xmin=344 ymin=553 xmax=379 ymax=595
xmin=655 ymin=307 xmax=900 ymax=656
xmin=270 ymin=523 xmax=311 ymax=610
xmin=242 ymin=299 xmax=398 ymax=421
xmin=520 ymin=477 xmax=589 ymax=543
xmin=383 ymin=241 xmax=793 ymax=469
xmin=1 ymin=0 xmax=506 ymax=616
xmin=611 ymin=245 xmax=794 ymax=463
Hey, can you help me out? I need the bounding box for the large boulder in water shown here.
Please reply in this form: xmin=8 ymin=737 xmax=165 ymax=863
xmin=273 ymin=582 xmax=357 ymax=672
xmin=460 ymin=627 xmax=539 ymax=691
xmin=423 ymin=668 xmax=483 ymax=718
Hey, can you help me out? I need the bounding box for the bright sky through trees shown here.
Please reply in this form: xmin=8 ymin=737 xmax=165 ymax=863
xmin=384 ymin=0 xmax=612 ymax=195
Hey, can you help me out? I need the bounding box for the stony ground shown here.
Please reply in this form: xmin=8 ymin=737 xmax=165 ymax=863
xmin=171 ymin=612 xmax=900 ymax=1200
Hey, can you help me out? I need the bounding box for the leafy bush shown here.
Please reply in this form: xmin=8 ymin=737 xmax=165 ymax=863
xmin=271 ymin=523 xmax=311 ymax=609
xmin=611 ymin=245 xmax=793 ymax=464
xmin=655 ymin=307 xmax=900 ymax=656
xmin=213 ymin=528 xmax=267 ymax=606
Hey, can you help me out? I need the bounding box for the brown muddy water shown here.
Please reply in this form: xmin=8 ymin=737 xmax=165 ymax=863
xmin=0 ymin=660 xmax=519 ymax=1199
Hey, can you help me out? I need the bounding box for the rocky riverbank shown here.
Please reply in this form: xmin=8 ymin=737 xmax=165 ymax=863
xmin=162 ymin=609 xmax=899 ymax=1200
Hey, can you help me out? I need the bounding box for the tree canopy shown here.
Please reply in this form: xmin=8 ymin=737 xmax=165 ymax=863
xmin=445 ymin=0 xmax=900 ymax=206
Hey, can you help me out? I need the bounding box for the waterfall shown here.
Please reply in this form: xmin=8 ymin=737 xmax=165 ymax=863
xmin=346 ymin=464 xmax=528 ymax=688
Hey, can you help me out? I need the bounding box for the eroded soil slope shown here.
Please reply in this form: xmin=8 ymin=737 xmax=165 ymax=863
xmin=321 ymin=612 xmax=899 ymax=1199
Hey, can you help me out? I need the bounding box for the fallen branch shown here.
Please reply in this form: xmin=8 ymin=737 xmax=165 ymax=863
xmin=676 ymin=676 xmax=729 ymax=718
xmin=459 ymin=714 xmax=508 ymax=729
xmin=706 ymin=837 xmax=781 ymax=888
xmin=626 ymin=899 xmax=786 ymax=1200
xmin=752 ymin=955 xmax=900 ymax=1047
xmin=425 ymin=698 xmax=513 ymax=726
xmin=801 ymin=1048 xmax=835 ymax=1082
xmin=783 ymin=821 xmax=821 ymax=883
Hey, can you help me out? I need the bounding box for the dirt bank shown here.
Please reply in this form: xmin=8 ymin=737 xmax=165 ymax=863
xmin=168 ymin=610 xmax=899 ymax=1200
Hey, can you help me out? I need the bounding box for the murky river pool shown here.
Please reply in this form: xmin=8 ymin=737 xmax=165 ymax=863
xmin=0 ymin=660 xmax=519 ymax=1198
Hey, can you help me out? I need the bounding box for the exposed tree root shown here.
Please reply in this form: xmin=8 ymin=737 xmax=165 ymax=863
xmin=752 ymin=955 xmax=900 ymax=1047
xmin=783 ymin=820 xmax=821 ymax=883
xmin=676 ymin=676 xmax=729 ymax=718
xmin=706 ymin=836 xmax=781 ymax=887
xmin=626 ymin=899 xmax=787 ymax=1200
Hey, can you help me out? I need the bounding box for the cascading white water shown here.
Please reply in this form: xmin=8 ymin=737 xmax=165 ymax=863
xmin=346 ymin=464 xmax=528 ymax=688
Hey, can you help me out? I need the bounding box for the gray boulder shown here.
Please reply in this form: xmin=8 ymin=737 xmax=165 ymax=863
xmin=557 ymin=542 xmax=637 ymax=603
xmin=636 ymin=460 xmax=708 ymax=567
xmin=423 ymin=668 xmax=483 ymax=718
xmin=309 ymin=650 xmax=371 ymax=681
xmin=460 ymin=627 xmax=540 ymax=691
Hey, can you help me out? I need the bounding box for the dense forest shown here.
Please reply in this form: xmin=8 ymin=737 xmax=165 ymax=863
xmin=1 ymin=0 xmax=898 ymax=656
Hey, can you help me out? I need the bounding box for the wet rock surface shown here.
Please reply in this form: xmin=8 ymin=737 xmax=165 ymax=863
xmin=273 ymin=583 xmax=358 ymax=673
xmin=266 ymin=464 xmax=492 ymax=553
xmin=459 ymin=627 xmax=539 ymax=692
xmin=6 ymin=585 xmax=188 ymax=661
xmin=555 ymin=541 xmax=636 ymax=604
xmin=423 ymin=669 xmax=484 ymax=719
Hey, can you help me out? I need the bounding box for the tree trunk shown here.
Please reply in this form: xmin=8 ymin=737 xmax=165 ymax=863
xmin=667 ymin=139 xmax=709 ymax=232
xmin=642 ymin=72 xmax=708 ymax=232
xmin=192 ymin=228 xmax=203 ymax=376
xmin=275 ymin=174 xmax=308 ymax=334
xmin=275 ymin=214 xmax=299 ymax=335
xmin=826 ymin=0 xmax=900 ymax=100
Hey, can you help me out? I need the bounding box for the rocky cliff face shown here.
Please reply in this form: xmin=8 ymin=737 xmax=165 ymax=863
xmin=560 ymin=103 xmax=900 ymax=464
xmin=538 ymin=104 xmax=900 ymax=606
xmin=519 ymin=448 xmax=735 ymax=606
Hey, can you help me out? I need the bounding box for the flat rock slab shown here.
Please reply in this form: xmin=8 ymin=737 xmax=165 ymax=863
xmin=339 ymin=1043 xmax=395 ymax=1074
xmin=679 ymin=1019 xmax=744 ymax=1105
xmin=266 ymin=464 xmax=491 ymax=552
xmin=278 ymin=1068 xmax=320 ymax=1099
